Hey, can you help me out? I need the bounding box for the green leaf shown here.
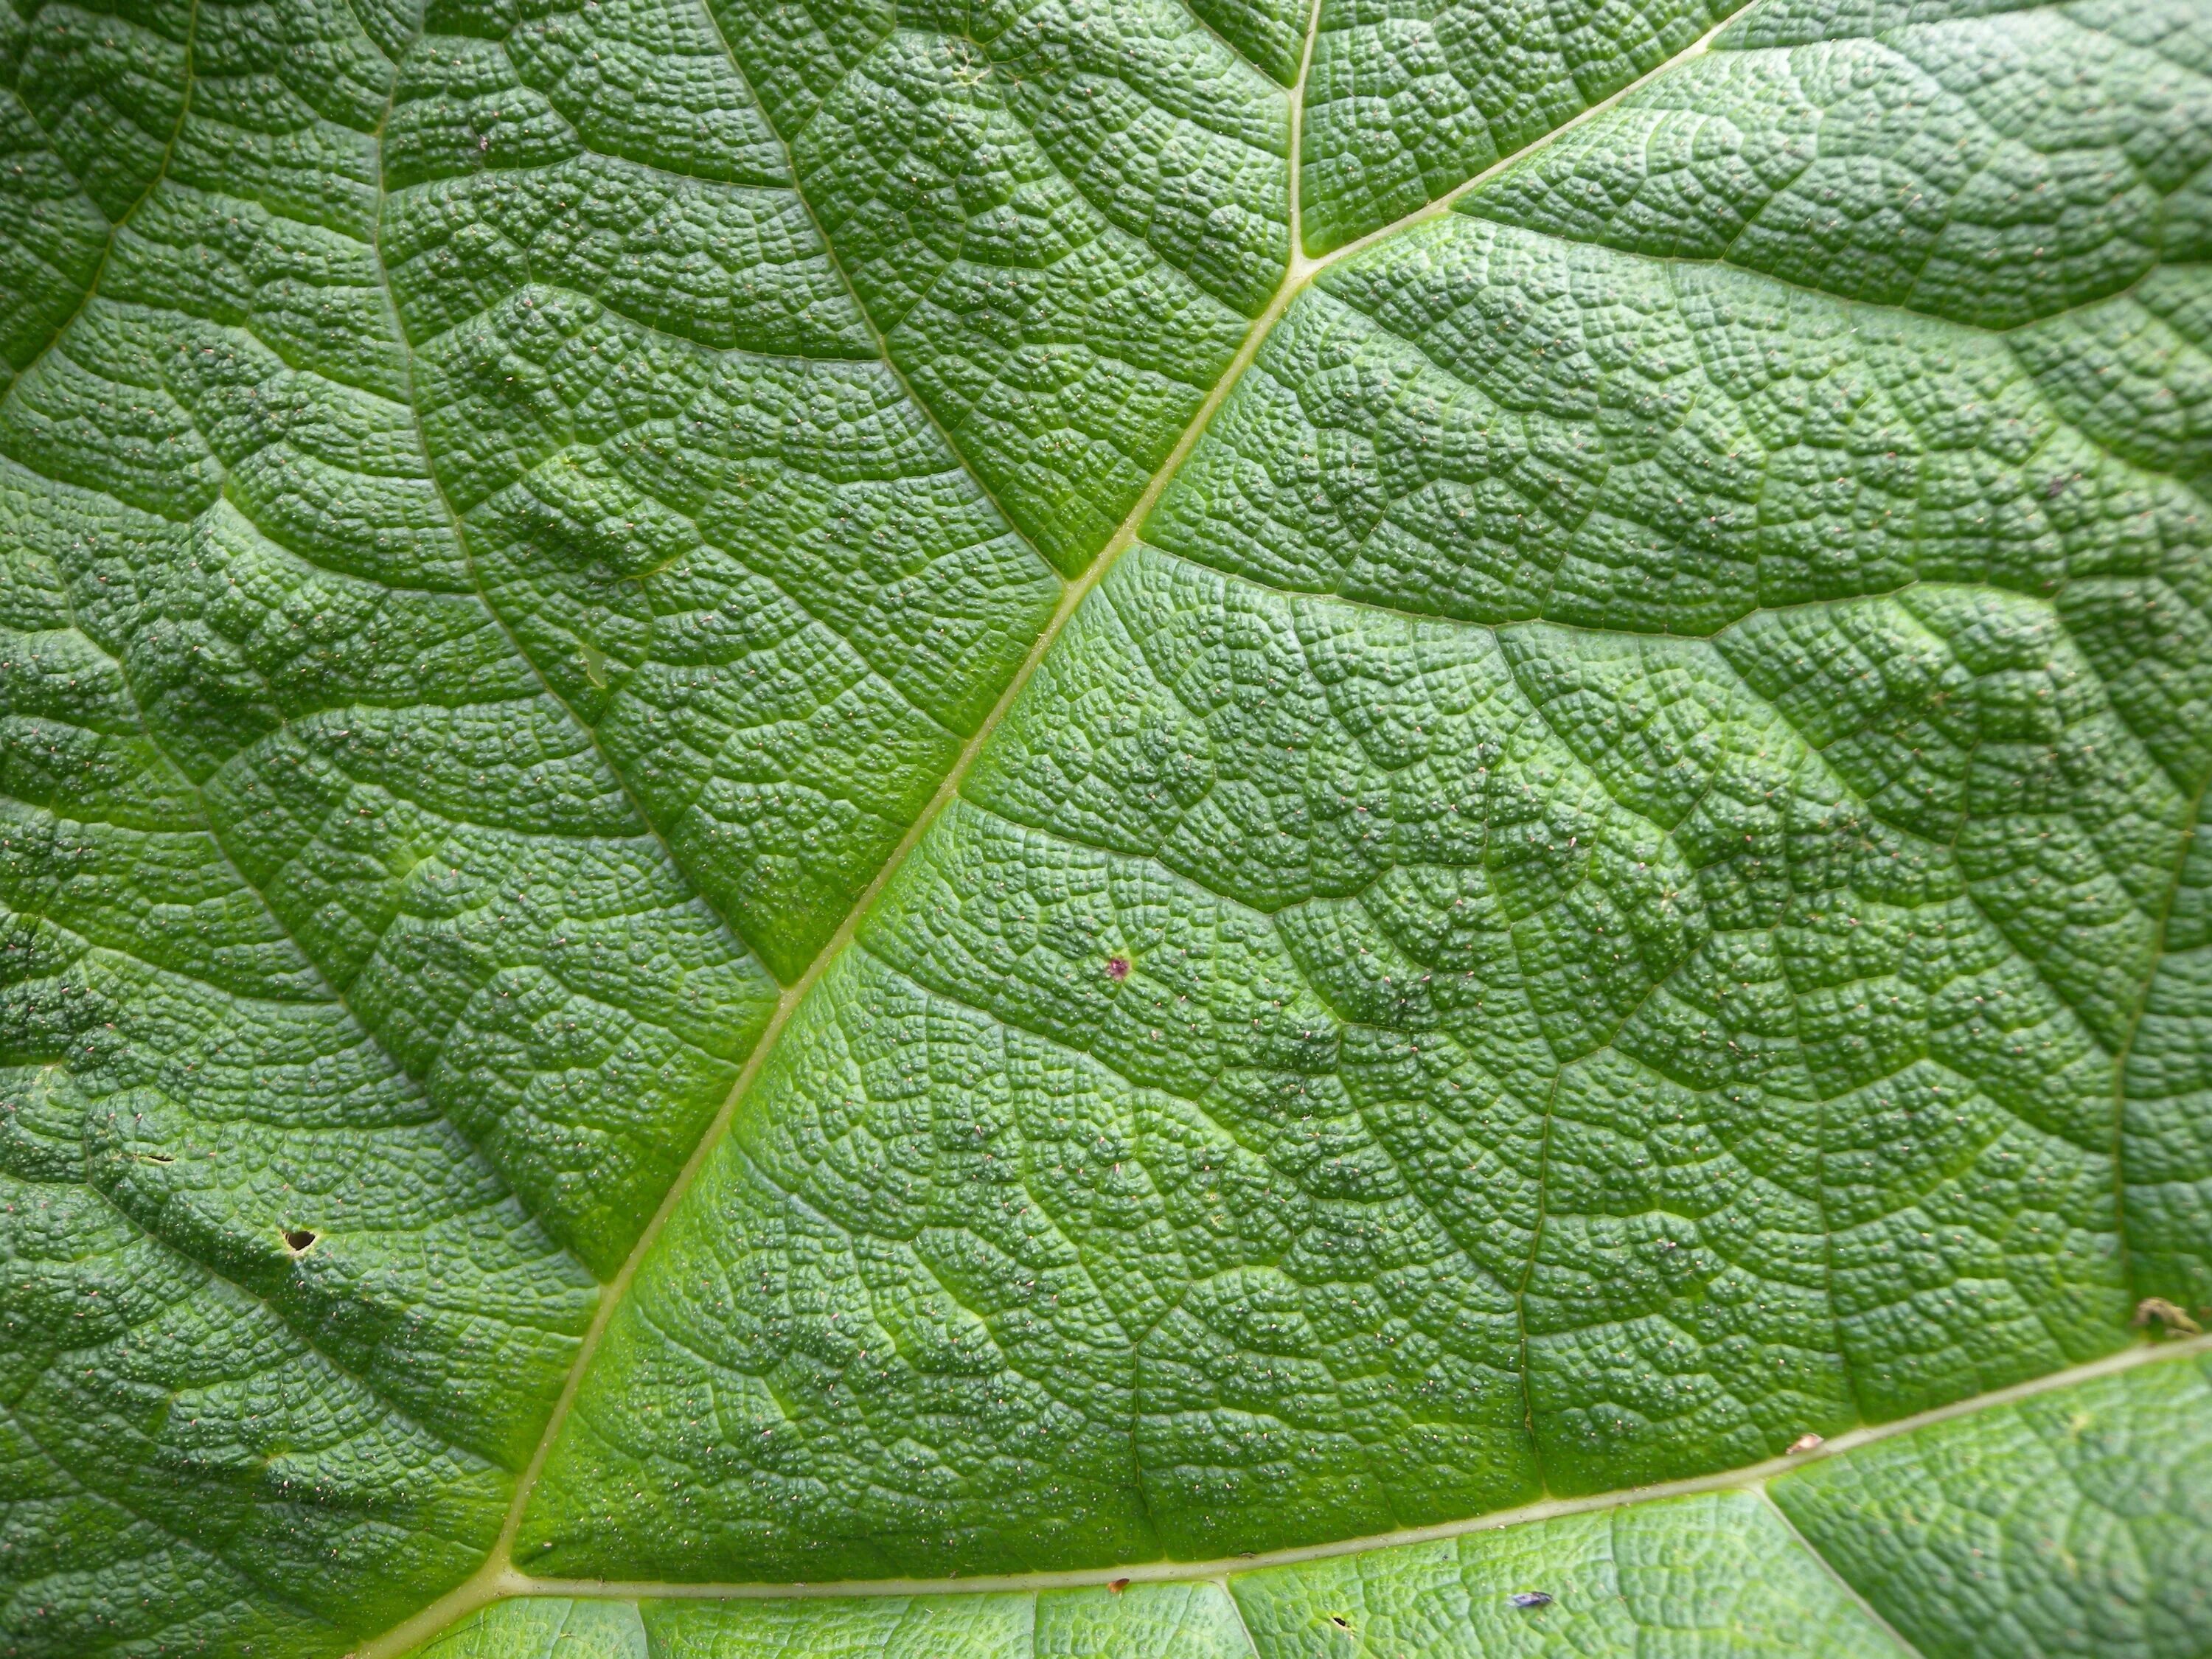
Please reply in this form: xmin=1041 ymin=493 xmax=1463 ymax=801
xmin=419 ymin=1352 xmax=2212 ymax=1658
xmin=0 ymin=0 xmax=2205 ymax=1654
xmin=1300 ymin=0 xmax=1736 ymax=255
xmin=412 ymin=1581 xmax=1259 ymax=1659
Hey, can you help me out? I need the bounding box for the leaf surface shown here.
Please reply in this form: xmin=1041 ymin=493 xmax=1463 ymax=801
xmin=0 ymin=0 xmax=2205 ymax=1654
xmin=425 ymin=1352 xmax=2212 ymax=1659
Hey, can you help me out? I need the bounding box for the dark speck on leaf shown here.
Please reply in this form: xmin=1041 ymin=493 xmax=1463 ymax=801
xmin=1510 ymin=1592 xmax=1554 ymax=1609
xmin=1106 ymin=955 xmax=1131 ymax=981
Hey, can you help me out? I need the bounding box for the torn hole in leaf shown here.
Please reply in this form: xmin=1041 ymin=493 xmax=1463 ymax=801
xmin=1328 ymin=1615 xmax=1352 ymax=1630
xmin=138 ymin=1152 xmax=173 ymax=1164
xmin=280 ymin=1228 xmax=318 ymax=1253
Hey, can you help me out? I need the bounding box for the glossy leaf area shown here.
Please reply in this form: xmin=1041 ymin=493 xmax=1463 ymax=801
xmin=0 ymin=0 xmax=2206 ymax=1654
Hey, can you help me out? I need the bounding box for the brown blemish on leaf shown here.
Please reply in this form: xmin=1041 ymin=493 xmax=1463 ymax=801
xmin=2134 ymin=1297 xmax=2202 ymax=1336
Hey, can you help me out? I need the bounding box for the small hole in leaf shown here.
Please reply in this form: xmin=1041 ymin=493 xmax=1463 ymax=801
xmin=1329 ymin=1615 xmax=1352 ymax=1630
xmin=139 ymin=1152 xmax=173 ymax=1164
xmin=281 ymin=1228 xmax=317 ymax=1253
xmin=1105 ymin=955 xmax=1131 ymax=982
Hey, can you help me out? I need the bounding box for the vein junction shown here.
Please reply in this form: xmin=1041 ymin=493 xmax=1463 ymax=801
xmin=0 ymin=0 xmax=2207 ymax=1652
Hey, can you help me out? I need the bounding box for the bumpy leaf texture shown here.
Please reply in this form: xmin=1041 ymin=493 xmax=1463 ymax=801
xmin=0 ymin=0 xmax=2207 ymax=1653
